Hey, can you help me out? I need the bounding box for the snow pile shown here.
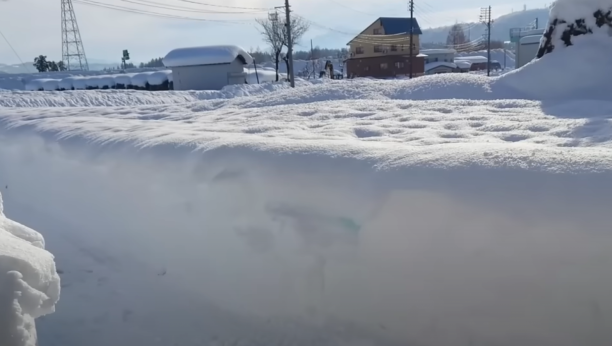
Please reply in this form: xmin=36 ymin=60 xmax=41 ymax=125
xmin=21 ymin=71 xmax=174 ymax=91
xmin=113 ymin=73 xmax=134 ymax=88
xmin=163 ymin=45 xmax=253 ymax=67
xmin=1 ymin=82 xmax=612 ymax=345
xmin=0 ymin=192 xmax=60 ymax=346
xmin=129 ymin=72 xmax=154 ymax=89
xmin=498 ymin=0 xmax=612 ymax=99
xmin=147 ymin=70 xmax=172 ymax=85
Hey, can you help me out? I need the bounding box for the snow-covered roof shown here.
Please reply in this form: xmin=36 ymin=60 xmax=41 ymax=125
xmin=163 ymin=45 xmax=254 ymax=67
xmin=455 ymin=60 xmax=472 ymax=68
xmin=425 ymin=62 xmax=457 ymax=71
xmin=455 ymin=56 xmax=488 ymax=63
xmin=520 ymin=35 xmax=542 ymax=44
xmin=420 ymin=48 xmax=457 ymax=54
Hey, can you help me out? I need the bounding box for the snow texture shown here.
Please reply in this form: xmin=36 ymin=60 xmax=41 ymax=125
xmin=163 ymin=45 xmax=254 ymax=67
xmin=0 ymin=192 xmax=60 ymax=346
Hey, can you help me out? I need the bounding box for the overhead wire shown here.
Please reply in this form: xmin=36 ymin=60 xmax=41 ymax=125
xmin=120 ymin=0 xmax=267 ymax=14
xmin=174 ymin=0 xmax=271 ymax=10
xmin=73 ymin=0 xmax=254 ymax=22
xmin=0 ymin=26 xmax=31 ymax=73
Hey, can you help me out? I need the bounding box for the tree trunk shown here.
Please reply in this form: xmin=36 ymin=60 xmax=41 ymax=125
xmin=284 ymin=56 xmax=290 ymax=82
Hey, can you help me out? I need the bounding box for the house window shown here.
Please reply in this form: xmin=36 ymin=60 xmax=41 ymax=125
xmin=380 ymin=63 xmax=388 ymax=69
xmin=356 ymin=47 xmax=364 ymax=54
xmin=374 ymin=45 xmax=383 ymax=53
xmin=395 ymin=62 xmax=405 ymax=68
xmin=364 ymin=66 xmax=370 ymax=71
xmin=390 ymin=45 xmax=397 ymax=51
xmin=373 ymin=28 xmax=382 ymax=35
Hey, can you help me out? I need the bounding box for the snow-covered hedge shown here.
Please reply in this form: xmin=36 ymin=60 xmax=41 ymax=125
xmin=537 ymin=0 xmax=612 ymax=58
xmin=27 ymin=70 xmax=175 ymax=91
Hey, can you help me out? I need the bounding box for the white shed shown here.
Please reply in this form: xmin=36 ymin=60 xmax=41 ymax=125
xmin=163 ymin=45 xmax=253 ymax=90
xmin=517 ymin=35 xmax=542 ymax=68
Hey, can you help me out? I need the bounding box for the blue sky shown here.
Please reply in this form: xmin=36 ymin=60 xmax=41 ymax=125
xmin=0 ymin=0 xmax=549 ymax=64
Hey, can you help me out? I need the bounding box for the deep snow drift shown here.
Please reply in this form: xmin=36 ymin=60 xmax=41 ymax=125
xmin=0 ymin=192 xmax=60 ymax=346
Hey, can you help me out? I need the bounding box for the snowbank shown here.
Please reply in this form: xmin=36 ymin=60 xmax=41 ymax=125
xmin=2 ymin=74 xmax=612 ymax=345
xmin=0 ymin=192 xmax=60 ymax=346
xmin=163 ymin=45 xmax=254 ymax=67
xmin=20 ymin=70 xmax=175 ymax=91
xmin=497 ymin=0 xmax=612 ymax=99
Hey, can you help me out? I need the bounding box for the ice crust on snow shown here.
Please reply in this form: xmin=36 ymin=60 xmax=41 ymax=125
xmin=0 ymin=192 xmax=60 ymax=346
xmin=163 ymin=45 xmax=254 ymax=67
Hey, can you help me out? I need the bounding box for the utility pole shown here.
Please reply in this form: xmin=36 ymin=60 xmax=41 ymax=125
xmin=408 ymin=0 xmax=414 ymax=78
xmin=480 ymin=6 xmax=492 ymax=76
xmin=284 ymin=0 xmax=295 ymax=87
xmin=535 ymin=17 xmax=539 ymax=29
xmin=311 ymin=39 xmax=316 ymax=79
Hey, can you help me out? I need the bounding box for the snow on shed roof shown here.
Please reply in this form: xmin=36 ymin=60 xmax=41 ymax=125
xmin=455 ymin=60 xmax=472 ymax=68
xmin=520 ymin=35 xmax=542 ymax=44
xmin=421 ymin=49 xmax=456 ymax=54
xmin=163 ymin=45 xmax=254 ymax=67
xmin=455 ymin=56 xmax=488 ymax=63
xmin=425 ymin=62 xmax=456 ymax=71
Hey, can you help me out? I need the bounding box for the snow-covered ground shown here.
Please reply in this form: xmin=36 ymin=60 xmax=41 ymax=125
xmin=2 ymin=1 xmax=612 ymax=345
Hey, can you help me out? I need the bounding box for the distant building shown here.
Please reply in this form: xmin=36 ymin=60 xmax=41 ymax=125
xmin=420 ymin=49 xmax=456 ymax=64
xmin=345 ymin=17 xmax=425 ymax=78
xmin=163 ymin=45 xmax=252 ymax=90
xmin=517 ymin=35 xmax=542 ymax=68
xmin=509 ymin=28 xmax=545 ymax=68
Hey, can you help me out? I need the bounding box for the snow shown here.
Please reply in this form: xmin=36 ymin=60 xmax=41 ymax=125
xmin=455 ymin=60 xmax=472 ymax=68
xmin=163 ymin=45 xmax=254 ymax=67
xmin=2 ymin=73 xmax=612 ymax=344
xmin=147 ymin=70 xmax=172 ymax=85
xmin=455 ymin=55 xmax=488 ymax=63
xmin=420 ymin=48 xmax=457 ymax=54
xmin=0 ymin=192 xmax=60 ymax=346
xmin=71 ymin=77 xmax=88 ymax=90
xmin=112 ymin=73 xmax=134 ymax=86
xmin=425 ymin=61 xmax=457 ymax=71
xmin=520 ymin=35 xmax=543 ymax=44
xmin=2 ymin=2 xmax=612 ymax=343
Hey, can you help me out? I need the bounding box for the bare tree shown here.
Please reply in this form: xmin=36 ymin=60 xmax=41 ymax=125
xmin=281 ymin=16 xmax=310 ymax=78
xmin=255 ymin=18 xmax=284 ymax=81
xmin=446 ymin=24 xmax=468 ymax=47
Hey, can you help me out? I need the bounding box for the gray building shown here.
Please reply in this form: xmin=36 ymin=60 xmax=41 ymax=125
xmin=163 ymin=45 xmax=253 ymax=90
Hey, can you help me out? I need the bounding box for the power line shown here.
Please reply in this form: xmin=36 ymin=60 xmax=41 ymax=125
xmin=121 ymin=0 xmax=268 ymax=14
xmin=174 ymin=0 xmax=271 ymax=10
xmin=73 ymin=0 xmax=253 ymax=22
xmin=0 ymin=26 xmax=31 ymax=72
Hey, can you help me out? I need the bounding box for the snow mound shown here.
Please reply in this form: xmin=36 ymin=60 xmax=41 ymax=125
xmin=497 ymin=0 xmax=612 ymax=99
xmin=130 ymin=72 xmax=154 ymax=88
xmin=163 ymin=45 xmax=253 ymax=67
xmin=147 ymin=70 xmax=172 ymax=85
xmin=0 ymin=192 xmax=60 ymax=346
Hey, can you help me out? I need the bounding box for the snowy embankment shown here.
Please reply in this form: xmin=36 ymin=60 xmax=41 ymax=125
xmin=3 ymin=2 xmax=612 ymax=344
xmin=1 ymin=68 xmax=283 ymax=91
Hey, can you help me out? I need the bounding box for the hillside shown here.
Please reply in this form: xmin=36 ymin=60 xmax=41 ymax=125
xmin=421 ymin=7 xmax=550 ymax=43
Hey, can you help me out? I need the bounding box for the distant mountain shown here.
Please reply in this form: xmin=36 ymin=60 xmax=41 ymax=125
xmin=421 ymin=8 xmax=550 ymax=43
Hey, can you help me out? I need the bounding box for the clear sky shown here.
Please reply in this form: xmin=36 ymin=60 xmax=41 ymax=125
xmin=0 ymin=0 xmax=549 ymax=64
